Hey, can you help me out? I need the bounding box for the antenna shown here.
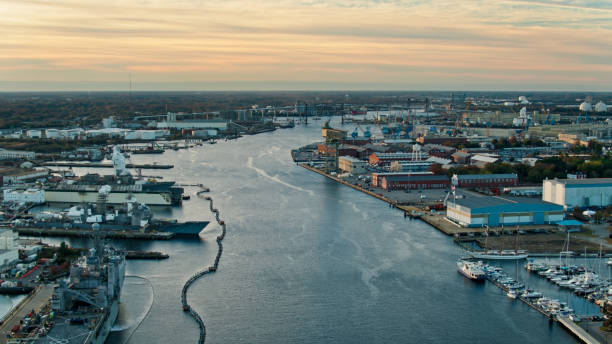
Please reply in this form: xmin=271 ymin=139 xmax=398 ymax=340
xmin=129 ymin=72 xmax=132 ymax=101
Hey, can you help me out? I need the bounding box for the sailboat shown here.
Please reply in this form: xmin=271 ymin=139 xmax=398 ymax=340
xmin=470 ymin=224 xmax=528 ymax=260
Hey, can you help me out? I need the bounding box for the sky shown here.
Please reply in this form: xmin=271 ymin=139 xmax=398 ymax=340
xmin=1 ymin=0 xmax=611 ymax=91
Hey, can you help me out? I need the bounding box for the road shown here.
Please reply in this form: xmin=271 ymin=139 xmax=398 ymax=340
xmin=0 ymin=284 xmax=55 ymax=344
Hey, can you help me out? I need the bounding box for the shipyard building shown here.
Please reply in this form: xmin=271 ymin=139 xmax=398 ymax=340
xmin=372 ymin=173 xmax=449 ymax=190
xmin=542 ymin=178 xmax=612 ymax=209
xmin=338 ymin=156 xmax=367 ymax=174
xmin=446 ymin=195 xmax=564 ymax=227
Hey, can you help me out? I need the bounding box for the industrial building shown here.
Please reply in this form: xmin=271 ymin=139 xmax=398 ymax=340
xmin=369 ymin=152 xmax=424 ymax=166
xmin=389 ymin=160 xmax=432 ymax=172
xmin=0 ymin=148 xmax=35 ymax=160
xmin=446 ymin=195 xmax=564 ymax=227
xmin=0 ymin=168 xmax=49 ymax=184
xmin=451 ymin=174 xmax=518 ymax=188
xmin=542 ymin=178 xmax=612 ymax=209
xmin=3 ymin=189 xmax=45 ymax=204
xmin=338 ymin=156 xmax=367 ymax=174
xmin=372 ymin=172 xmax=448 ymax=190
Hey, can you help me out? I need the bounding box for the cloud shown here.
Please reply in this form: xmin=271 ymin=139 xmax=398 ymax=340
xmin=0 ymin=0 xmax=610 ymax=91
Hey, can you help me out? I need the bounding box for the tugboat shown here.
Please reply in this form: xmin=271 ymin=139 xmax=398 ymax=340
xmin=457 ymin=259 xmax=486 ymax=281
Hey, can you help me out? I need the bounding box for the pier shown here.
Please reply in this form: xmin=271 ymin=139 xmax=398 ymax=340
xmin=300 ymin=164 xmax=558 ymax=238
xmin=181 ymin=196 xmax=227 ymax=344
xmin=557 ymin=316 xmax=600 ymax=344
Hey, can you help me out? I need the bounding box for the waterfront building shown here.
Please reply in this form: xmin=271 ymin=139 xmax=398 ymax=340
xmin=451 ymin=174 xmax=518 ymax=188
xmin=156 ymin=120 xmax=228 ymax=130
xmin=371 ymin=172 xmax=448 ymax=190
xmin=0 ymin=148 xmax=35 ymax=160
xmin=542 ymin=178 xmax=612 ymax=209
xmin=389 ymin=160 xmax=432 ymax=172
xmin=338 ymin=156 xmax=367 ymax=174
xmin=0 ymin=168 xmax=48 ymax=184
xmin=446 ymin=195 xmax=564 ymax=227
xmin=2 ymin=188 xmax=45 ymax=204
xmin=369 ymin=152 xmax=416 ymax=166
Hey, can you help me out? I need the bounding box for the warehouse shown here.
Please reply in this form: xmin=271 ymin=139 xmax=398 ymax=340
xmin=451 ymin=173 xmax=518 ymax=188
xmin=378 ymin=174 xmax=449 ymax=190
xmin=369 ymin=153 xmax=415 ymax=166
xmin=338 ymin=156 xmax=367 ymax=174
xmin=543 ymin=178 xmax=612 ymax=210
xmin=446 ymin=195 xmax=564 ymax=227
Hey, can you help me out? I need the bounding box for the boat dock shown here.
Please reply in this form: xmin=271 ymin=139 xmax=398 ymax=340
xmin=486 ymin=274 xmax=554 ymax=319
xmin=14 ymin=227 xmax=175 ymax=240
xmin=485 ymin=265 xmax=604 ymax=344
xmin=557 ymin=316 xmax=601 ymax=344
xmin=40 ymin=162 xmax=174 ymax=169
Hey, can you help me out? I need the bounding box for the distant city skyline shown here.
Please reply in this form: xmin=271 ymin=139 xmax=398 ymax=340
xmin=1 ymin=0 xmax=611 ymax=91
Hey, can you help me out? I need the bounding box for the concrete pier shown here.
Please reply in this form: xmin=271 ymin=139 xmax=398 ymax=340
xmin=557 ymin=316 xmax=601 ymax=344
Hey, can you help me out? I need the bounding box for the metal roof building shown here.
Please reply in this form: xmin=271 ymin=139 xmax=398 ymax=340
xmin=446 ymin=195 xmax=564 ymax=227
xmin=543 ymin=178 xmax=612 ymax=210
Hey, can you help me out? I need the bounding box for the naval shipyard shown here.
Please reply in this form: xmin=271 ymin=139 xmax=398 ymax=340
xmin=6 ymin=230 xmax=125 ymax=343
xmin=44 ymin=147 xmax=183 ymax=206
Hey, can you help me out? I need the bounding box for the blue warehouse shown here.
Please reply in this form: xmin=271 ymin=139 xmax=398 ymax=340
xmin=446 ymin=195 xmax=564 ymax=227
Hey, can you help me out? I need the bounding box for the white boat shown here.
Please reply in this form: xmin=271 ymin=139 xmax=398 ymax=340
xmin=471 ymin=251 xmax=528 ymax=260
xmin=457 ymin=260 xmax=486 ymax=281
xmin=522 ymin=290 xmax=543 ymax=298
xmin=507 ymin=290 xmax=518 ymax=299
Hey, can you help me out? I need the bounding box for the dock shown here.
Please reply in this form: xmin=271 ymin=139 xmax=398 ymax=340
xmin=40 ymin=162 xmax=174 ymax=169
xmin=557 ymin=316 xmax=600 ymax=344
xmin=0 ymin=284 xmax=55 ymax=343
xmin=14 ymin=227 xmax=175 ymax=240
xmin=299 ymin=164 xmax=557 ymax=237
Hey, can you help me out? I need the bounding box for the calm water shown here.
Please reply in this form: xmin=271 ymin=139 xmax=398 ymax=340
xmin=26 ymin=120 xmax=583 ymax=343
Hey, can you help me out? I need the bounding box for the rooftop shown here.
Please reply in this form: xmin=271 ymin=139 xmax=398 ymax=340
xmin=547 ymin=178 xmax=612 ymax=185
xmin=453 ymin=173 xmax=517 ymax=180
xmin=450 ymin=195 xmax=562 ymax=213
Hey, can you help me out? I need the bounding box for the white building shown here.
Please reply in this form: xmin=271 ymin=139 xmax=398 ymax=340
xmin=0 ymin=229 xmax=19 ymax=268
xmin=543 ymin=178 xmax=612 ymax=210
xmin=3 ymin=189 xmax=45 ymax=204
xmin=338 ymin=156 xmax=367 ymax=174
xmin=26 ymin=130 xmax=42 ymax=138
xmin=0 ymin=148 xmax=35 ymax=160
xmin=102 ymin=116 xmax=115 ymax=128
xmin=0 ymin=168 xmax=49 ymax=184
xmin=156 ymin=120 xmax=227 ymax=130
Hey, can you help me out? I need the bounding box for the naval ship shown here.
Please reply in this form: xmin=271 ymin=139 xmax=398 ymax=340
xmin=44 ymin=146 xmax=184 ymax=206
xmin=19 ymin=190 xmax=208 ymax=236
xmin=7 ymin=235 xmax=126 ymax=344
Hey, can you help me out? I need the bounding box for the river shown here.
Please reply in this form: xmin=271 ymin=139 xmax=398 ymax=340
xmin=24 ymin=119 xmax=584 ymax=343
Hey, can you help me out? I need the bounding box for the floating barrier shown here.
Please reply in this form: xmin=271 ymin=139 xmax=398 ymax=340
xmin=181 ymin=196 xmax=226 ymax=344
